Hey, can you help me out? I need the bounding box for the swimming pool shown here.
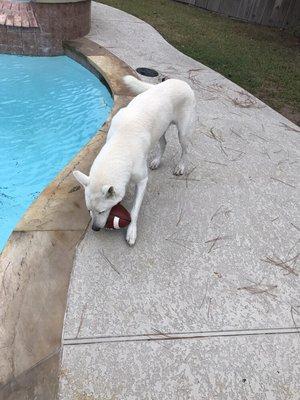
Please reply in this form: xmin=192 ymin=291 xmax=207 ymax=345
xmin=0 ymin=55 xmax=113 ymax=251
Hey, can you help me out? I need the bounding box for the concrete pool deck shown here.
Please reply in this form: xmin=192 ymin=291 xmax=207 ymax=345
xmin=0 ymin=1 xmax=298 ymax=399
xmin=57 ymin=3 xmax=300 ymax=399
xmin=0 ymin=38 xmax=137 ymax=399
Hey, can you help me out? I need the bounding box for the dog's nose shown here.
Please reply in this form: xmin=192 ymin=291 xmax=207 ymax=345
xmin=92 ymin=223 xmax=101 ymax=232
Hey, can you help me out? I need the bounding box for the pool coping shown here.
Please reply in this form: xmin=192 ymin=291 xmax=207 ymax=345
xmin=0 ymin=37 xmax=137 ymax=399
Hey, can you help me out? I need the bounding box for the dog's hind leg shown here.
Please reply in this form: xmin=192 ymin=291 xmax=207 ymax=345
xmin=173 ymin=108 xmax=193 ymax=176
xmin=149 ymin=134 xmax=167 ymax=170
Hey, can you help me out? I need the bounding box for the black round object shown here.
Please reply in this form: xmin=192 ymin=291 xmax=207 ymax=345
xmin=136 ymin=67 xmax=159 ymax=77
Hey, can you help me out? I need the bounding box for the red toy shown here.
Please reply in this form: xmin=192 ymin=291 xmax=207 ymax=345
xmin=105 ymin=203 xmax=131 ymax=229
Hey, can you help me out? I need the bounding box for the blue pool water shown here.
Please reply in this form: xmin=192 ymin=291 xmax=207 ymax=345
xmin=0 ymin=55 xmax=113 ymax=251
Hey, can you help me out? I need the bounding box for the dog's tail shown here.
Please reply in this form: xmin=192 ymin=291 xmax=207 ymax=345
xmin=123 ymin=75 xmax=154 ymax=95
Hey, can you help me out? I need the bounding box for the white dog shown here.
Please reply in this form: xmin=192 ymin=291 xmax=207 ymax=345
xmin=73 ymin=76 xmax=195 ymax=246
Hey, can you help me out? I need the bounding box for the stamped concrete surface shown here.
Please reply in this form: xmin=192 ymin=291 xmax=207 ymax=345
xmin=59 ymin=3 xmax=300 ymax=399
xmin=0 ymin=38 xmax=137 ymax=399
xmin=62 ymin=334 xmax=300 ymax=400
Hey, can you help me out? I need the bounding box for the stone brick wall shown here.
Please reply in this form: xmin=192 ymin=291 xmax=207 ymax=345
xmin=0 ymin=0 xmax=91 ymax=56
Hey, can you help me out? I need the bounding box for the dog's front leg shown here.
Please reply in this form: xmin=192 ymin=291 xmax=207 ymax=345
xmin=126 ymin=176 xmax=148 ymax=246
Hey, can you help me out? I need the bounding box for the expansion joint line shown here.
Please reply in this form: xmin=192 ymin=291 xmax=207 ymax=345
xmin=63 ymin=327 xmax=300 ymax=346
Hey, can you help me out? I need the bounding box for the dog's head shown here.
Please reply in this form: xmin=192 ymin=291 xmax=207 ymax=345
xmin=73 ymin=170 xmax=124 ymax=231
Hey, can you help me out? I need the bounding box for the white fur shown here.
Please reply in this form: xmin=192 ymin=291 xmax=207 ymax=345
xmin=123 ymin=75 xmax=154 ymax=94
xmin=73 ymin=76 xmax=195 ymax=245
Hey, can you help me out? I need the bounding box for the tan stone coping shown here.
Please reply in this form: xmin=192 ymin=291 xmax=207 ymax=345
xmin=0 ymin=37 xmax=137 ymax=399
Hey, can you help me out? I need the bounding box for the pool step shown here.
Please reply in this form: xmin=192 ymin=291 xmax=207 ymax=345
xmin=0 ymin=1 xmax=38 ymax=28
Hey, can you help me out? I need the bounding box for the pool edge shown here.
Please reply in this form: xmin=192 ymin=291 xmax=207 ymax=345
xmin=0 ymin=38 xmax=138 ymax=399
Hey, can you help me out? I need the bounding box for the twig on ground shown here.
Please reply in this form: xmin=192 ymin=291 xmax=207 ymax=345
xmin=186 ymin=165 xmax=198 ymax=187
xmin=152 ymin=327 xmax=171 ymax=338
xmin=75 ymin=303 xmax=87 ymax=338
xmin=230 ymin=128 xmax=244 ymax=140
xmin=248 ymin=132 xmax=268 ymax=142
xmin=279 ymin=122 xmax=300 ymax=133
xmin=211 ymin=206 xmax=232 ymax=222
xmin=100 ymin=250 xmax=120 ymax=275
xmin=218 ymin=143 xmax=246 ymax=161
xmin=176 ymin=207 xmax=184 ymax=226
xmin=290 ymin=305 xmax=300 ymax=335
xmin=271 ymin=217 xmax=279 ymax=222
xmin=260 ymin=147 xmax=271 ymax=160
xmin=261 ymin=254 xmax=299 ymax=276
xmin=165 ymin=237 xmax=194 ymax=252
xmin=238 ymin=280 xmax=277 ymax=297
xmin=199 ymin=278 xmax=209 ymax=311
xmin=146 ymin=328 xmax=170 ymax=350
xmin=270 ymin=176 xmax=296 ymax=189
xmin=210 ymin=205 xmax=223 ymax=222
xmin=219 ymin=143 xmax=228 ymax=158
xmin=207 ymin=297 xmax=212 ymax=319
xmin=170 ymin=177 xmax=202 ymax=183
xmin=290 ymin=223 xmax=300 ymax=231
xmin=77 ymin=218 xmax=91 ymax=247
xmin=205 ymin=235 xmax=230 ymax=253
xmin=165 ymin=231 xmax=177 ymax=241
xmin=203 ymin=159 xmax=227 ymax=167
xmin=204 ymin=127 xmax=223 ymax=143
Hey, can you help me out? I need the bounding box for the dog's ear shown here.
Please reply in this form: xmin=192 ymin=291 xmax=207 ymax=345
xmin=73 ymin=170 xmax=90 ymax=187
xmin=102 ymin=185 xmax=115 ymax=198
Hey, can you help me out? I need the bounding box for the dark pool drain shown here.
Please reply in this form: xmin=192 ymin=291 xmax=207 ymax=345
xmin=136 ymin=67 xmax=159 ymax=77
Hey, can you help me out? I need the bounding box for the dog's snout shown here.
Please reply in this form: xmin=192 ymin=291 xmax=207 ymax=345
xmin=92 ymin=223 xmax=101 ymax=232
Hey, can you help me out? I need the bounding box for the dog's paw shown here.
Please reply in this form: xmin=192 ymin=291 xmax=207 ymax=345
xmin=126 ymin=223 xmax=137 ymax=246
xmin=149 ymin=158 xmax=160 ymax=170
xmin=173 ymin=163 xmax=185 ymax=176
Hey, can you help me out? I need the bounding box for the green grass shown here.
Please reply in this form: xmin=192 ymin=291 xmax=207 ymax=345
xmin=97 ymin=0 xmax=300 ymax=124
